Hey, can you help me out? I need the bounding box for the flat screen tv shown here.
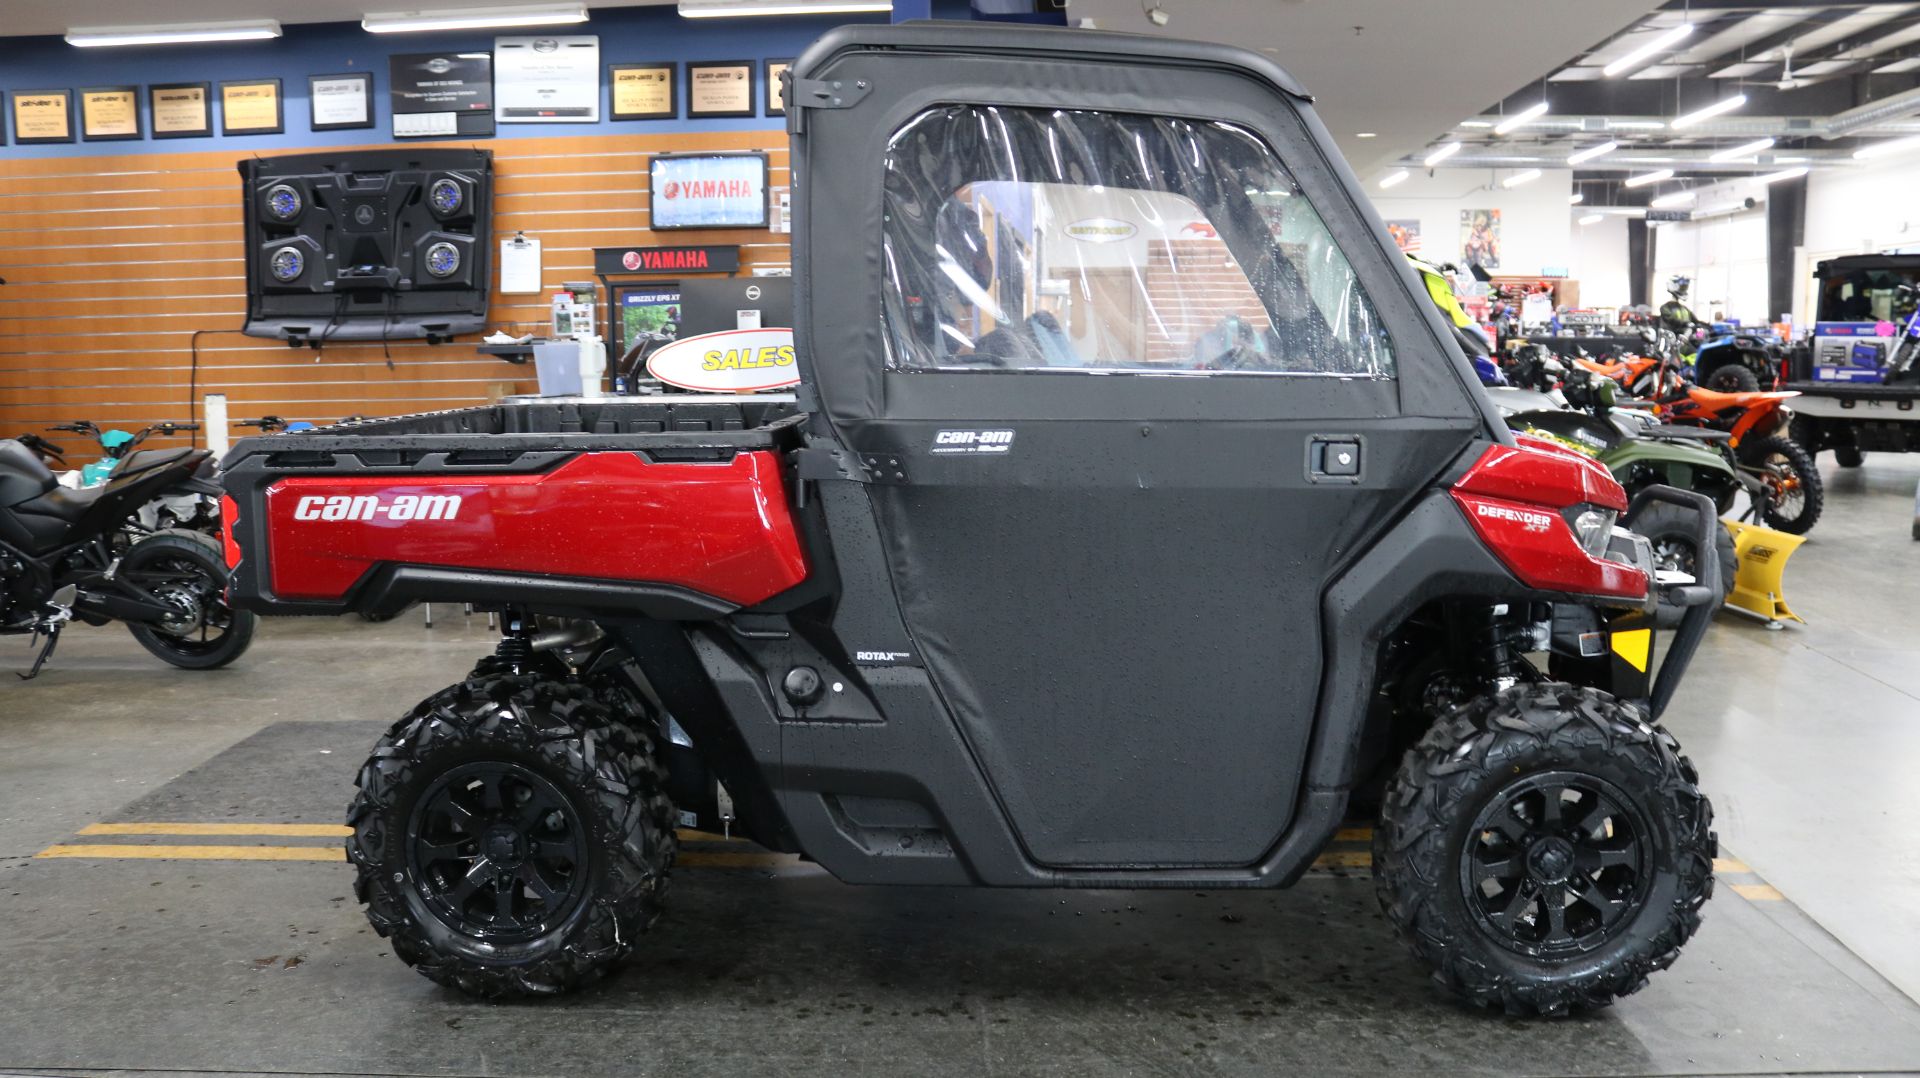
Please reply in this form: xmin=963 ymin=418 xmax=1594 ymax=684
xmin=649 ymin=152 xmax=769 ymax=230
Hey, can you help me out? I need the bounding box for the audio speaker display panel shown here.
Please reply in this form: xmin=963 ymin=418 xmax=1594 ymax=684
xmin=239 ymin=148 xmax=494 ymax=343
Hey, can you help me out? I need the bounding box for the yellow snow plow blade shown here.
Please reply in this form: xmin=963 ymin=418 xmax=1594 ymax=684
xmin=1722 ymin=520 xmax=1804 ymax=624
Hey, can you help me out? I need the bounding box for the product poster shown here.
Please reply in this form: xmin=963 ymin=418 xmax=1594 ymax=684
xmin=687 ymin=61 xmax=753 ymax=118
xmin=615 ymin=285 xmax=682 ymax=357
xmin=765 ymin=59 xmax=792 ymax=115
xmin=496 ymin=35 xmax=599 ymax=122
xmin=220 ymin=79 xmax=284 ymax=135
xmin=150 ymin=83 xmax=211 ymax=138
xmin=12 ymin=90 xmax=73 ymax=144
xmin=1460 ymin=209 xmax=1501 ymax=271
xmin=309 ymin=73 xmax=373 ymax=130
xmin=79 ymin=87 xmax=139 ymax=140
xmin=610 ymin=64 xmax=675 ymax=119
xmin=1385 ymin=218 xmax=1422 ymax=253
xmin=390 ymin=52 xmax=495 ymax=138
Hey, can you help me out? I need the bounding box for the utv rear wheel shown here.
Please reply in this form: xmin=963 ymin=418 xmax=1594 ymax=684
xmin=1703 ymin=362 xmax=1760 ymax=393
xmin=1741 ymin=434 xmax=1823 ymax=534
xmin=1834 ymin=446 xmax=1864 ymax=468
xmin=1373 ymin=684 xmax=1715 ymax=1016
xmin=346 ymin=674 xmax=676 ymax=998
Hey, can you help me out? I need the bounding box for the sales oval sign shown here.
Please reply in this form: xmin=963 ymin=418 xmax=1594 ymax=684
xmin=1066 ymin=217 xmax=1138 ymax=243
xmin=645 ymin=328 xmax=801 ymax=393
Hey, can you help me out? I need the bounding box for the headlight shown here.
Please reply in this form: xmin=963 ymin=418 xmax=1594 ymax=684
xmin=1567 ymin=505 xmax=1616 ymax=557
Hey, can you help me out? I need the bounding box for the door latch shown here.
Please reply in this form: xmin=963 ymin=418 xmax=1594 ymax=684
xmin=1307 ymin=437 xmax=1363 ymax=483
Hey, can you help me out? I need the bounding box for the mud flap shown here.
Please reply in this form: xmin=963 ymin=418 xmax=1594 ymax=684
xmin=1722 ymin=519 xmax=1804 ymax=625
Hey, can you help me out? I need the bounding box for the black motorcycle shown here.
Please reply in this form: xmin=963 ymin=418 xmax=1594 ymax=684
xmin=0 ymin=437 xmax=254 ymax=678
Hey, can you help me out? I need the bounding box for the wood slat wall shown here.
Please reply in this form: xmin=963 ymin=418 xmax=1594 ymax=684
xmin=0 ymin=130 xmax=791 ymax=448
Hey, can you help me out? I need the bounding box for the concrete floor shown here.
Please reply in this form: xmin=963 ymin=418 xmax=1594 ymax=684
xmin=2 ymin=456 xmax=1919 ymax=1077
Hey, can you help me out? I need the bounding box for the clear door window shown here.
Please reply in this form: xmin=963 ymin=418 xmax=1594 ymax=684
xmin=880 ymin=106 xmax=1395 ymax=378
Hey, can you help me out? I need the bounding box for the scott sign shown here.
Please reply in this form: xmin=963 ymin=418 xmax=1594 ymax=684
xmin=645 ymin=328 xmax=801 ymax=393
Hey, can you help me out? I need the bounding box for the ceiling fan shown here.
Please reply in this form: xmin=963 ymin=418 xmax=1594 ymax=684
xmin=1774 ymin=45 xmax=1816 ymax=89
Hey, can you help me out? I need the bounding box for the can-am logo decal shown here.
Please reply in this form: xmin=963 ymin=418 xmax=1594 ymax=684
xmin=931 ymin=429 xmax=1015 ymax=455
xmin=1475 ymin=502 xmax=1555 ymax=533
xmin=293 ymin=494 xmax=463 ymax=522
xmin=1065 ymin=218 xmax=1137 ymax=243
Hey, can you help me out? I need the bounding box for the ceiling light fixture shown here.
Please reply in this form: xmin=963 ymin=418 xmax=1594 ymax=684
xmin=1493 ymin=101 xmax=1550 ymax=135
xmin=1378 ymin=169 xmax=1409 ymax=189
xmin=66 ymin=19 xmax=280 ymax=46
xmin=1423 ymin=141 xmax=1463 ymax=167
xmin=1569 ymin=192 xmax=1584 ymax=205
xmin=677 ymin=0 xmax=891 ymax=16
xmin=1602 ymin=23 xmax=1695 ymax=78
xmin=1624 ymin=168 xmax=1674 ymax=187
xmin=1566 ymin=140 xmax=1619 ymax=165
xmin=1459 ymin=120 xmax=1495 ymax=128
xmin=1502 ymin=169 xmax=1542 ymax=188
xmin=363 ymin=4 xmax=588 ymax=32
xmin=1578 ymin=213 xmax=1605 ymax=225
xmin=1356 ymin=132 xmax=1377 ymax=138
xmin=1708 ymin=137 xmax=1776 ymax=162
xmin=1671 ymin=93 xmax=1748 ymax=130
xmin=1755 ymin=167 xmax=1810 ymax=184
xmin=1854 ymin=133 xmax=1920 ymax=160
xmin=1606 ymin=119 xmax=1668 ymax=130
xmin=1649 ymin=190 xmax=1696 ymax=208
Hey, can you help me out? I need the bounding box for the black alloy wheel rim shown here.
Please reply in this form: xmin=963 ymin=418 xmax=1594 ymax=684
xmin=1459 ymin=770 xmax=1655 ymax=957
xmin=141 ymin=557 xmax=237 ymax=655
xmin=407 ymin=761 xmax=590 ymax=943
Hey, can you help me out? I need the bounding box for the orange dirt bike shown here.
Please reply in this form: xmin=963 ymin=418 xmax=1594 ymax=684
xmin=1638 ymin=375 xmax=1822 ymax=535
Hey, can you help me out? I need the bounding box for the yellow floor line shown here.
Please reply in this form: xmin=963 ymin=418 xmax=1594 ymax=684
xmin=36 ymin=844 xmax=346 ymax=862
xmin=78 ymin=822 xmax=353 ymax=838
xmin=1730 ymin=882 xmax=1785 ymax=902
xmin=1312 ymin=851 xmax=1372 ymax=870
xmin=1713 ymin=856 xmax=1751 ymax=874
xmin=1333 ymin=827 xmax=1373 ymax=843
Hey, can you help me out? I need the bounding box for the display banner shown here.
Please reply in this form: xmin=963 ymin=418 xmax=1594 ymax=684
xmin=594 ymin=245 xmax=741 ymax=275
xmin=646 ymin=328 xmax=799 ymax=393
xmin=390 ymin=52 xmax=495 ymax=138
xmin=496 ymin=35 xmax=599 ymax=122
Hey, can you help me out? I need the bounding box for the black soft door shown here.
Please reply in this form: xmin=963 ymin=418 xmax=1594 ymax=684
xmin=789 ymin=29 xmax=1485 ymax=868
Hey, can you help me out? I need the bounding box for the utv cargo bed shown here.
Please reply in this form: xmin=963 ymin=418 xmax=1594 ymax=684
xmin=222 ymin=397 xmax=810 ymax=619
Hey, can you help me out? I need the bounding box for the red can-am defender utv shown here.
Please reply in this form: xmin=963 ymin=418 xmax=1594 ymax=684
xmin=225 ymin=23 xmax=1720 ymax=1015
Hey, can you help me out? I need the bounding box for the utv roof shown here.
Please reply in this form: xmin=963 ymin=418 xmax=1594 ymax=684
xmin=1815 ymin=253 xmax=1920 ymax=275
xmin=791 ymin=20 xmax=1315 ymax=104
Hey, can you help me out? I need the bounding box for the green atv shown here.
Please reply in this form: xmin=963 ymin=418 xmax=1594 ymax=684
xmin=1493 ymin=358 xmax=1739 ymax=626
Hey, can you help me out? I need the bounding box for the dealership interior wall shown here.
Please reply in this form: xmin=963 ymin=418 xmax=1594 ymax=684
xmin=0 ymin=6 xmax=857 ymax=443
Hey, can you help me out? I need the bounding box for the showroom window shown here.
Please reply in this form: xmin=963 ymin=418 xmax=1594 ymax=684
xmin=879 ymin=105 xmax=1394 ymax=377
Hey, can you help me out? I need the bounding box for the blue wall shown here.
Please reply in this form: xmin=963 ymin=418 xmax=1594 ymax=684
xmin=0 ymin=5 xmax=899 ymax=159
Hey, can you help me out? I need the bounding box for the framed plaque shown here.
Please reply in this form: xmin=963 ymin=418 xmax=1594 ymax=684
xmin=390 ymin=52 xmax=494 ymax=139
xmin=12 ymin=90 xmax=74 ymax=145
xmin=220 ymin=78 xmax=284 ymax=135
xmin=764 ymin=59 xmax=792 ymax=116
xmin=609 ymin=62 xmax=675 ymax=120
xmin=686 ymin=60 xmax=753 ymax=119
xmin=80 ymin=86 xmax=141 ymax=141
xmin=309 ymin=73 xmax=374 ymax=131
xmin=150 ymin=83 xmax=212 ymax=139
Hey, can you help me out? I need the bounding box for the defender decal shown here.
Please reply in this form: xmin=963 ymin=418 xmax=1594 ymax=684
xmin=292 ymin=493 xmax=464 ymax=522
xmin=1473 ymin=502 xmax=1555 ymax=533
xmin=930 ymin=429 xmax=1015 ymax=456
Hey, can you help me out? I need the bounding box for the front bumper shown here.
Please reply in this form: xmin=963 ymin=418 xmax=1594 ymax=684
xmin=1613 ymin=484 xmax=1721 ymax=720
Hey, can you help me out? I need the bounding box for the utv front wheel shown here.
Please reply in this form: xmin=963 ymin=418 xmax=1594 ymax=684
xmin=1373 ymin=684 xmax=1715 ymax=1015
xmin=346 ymin=674 xmax=676 ymax=998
